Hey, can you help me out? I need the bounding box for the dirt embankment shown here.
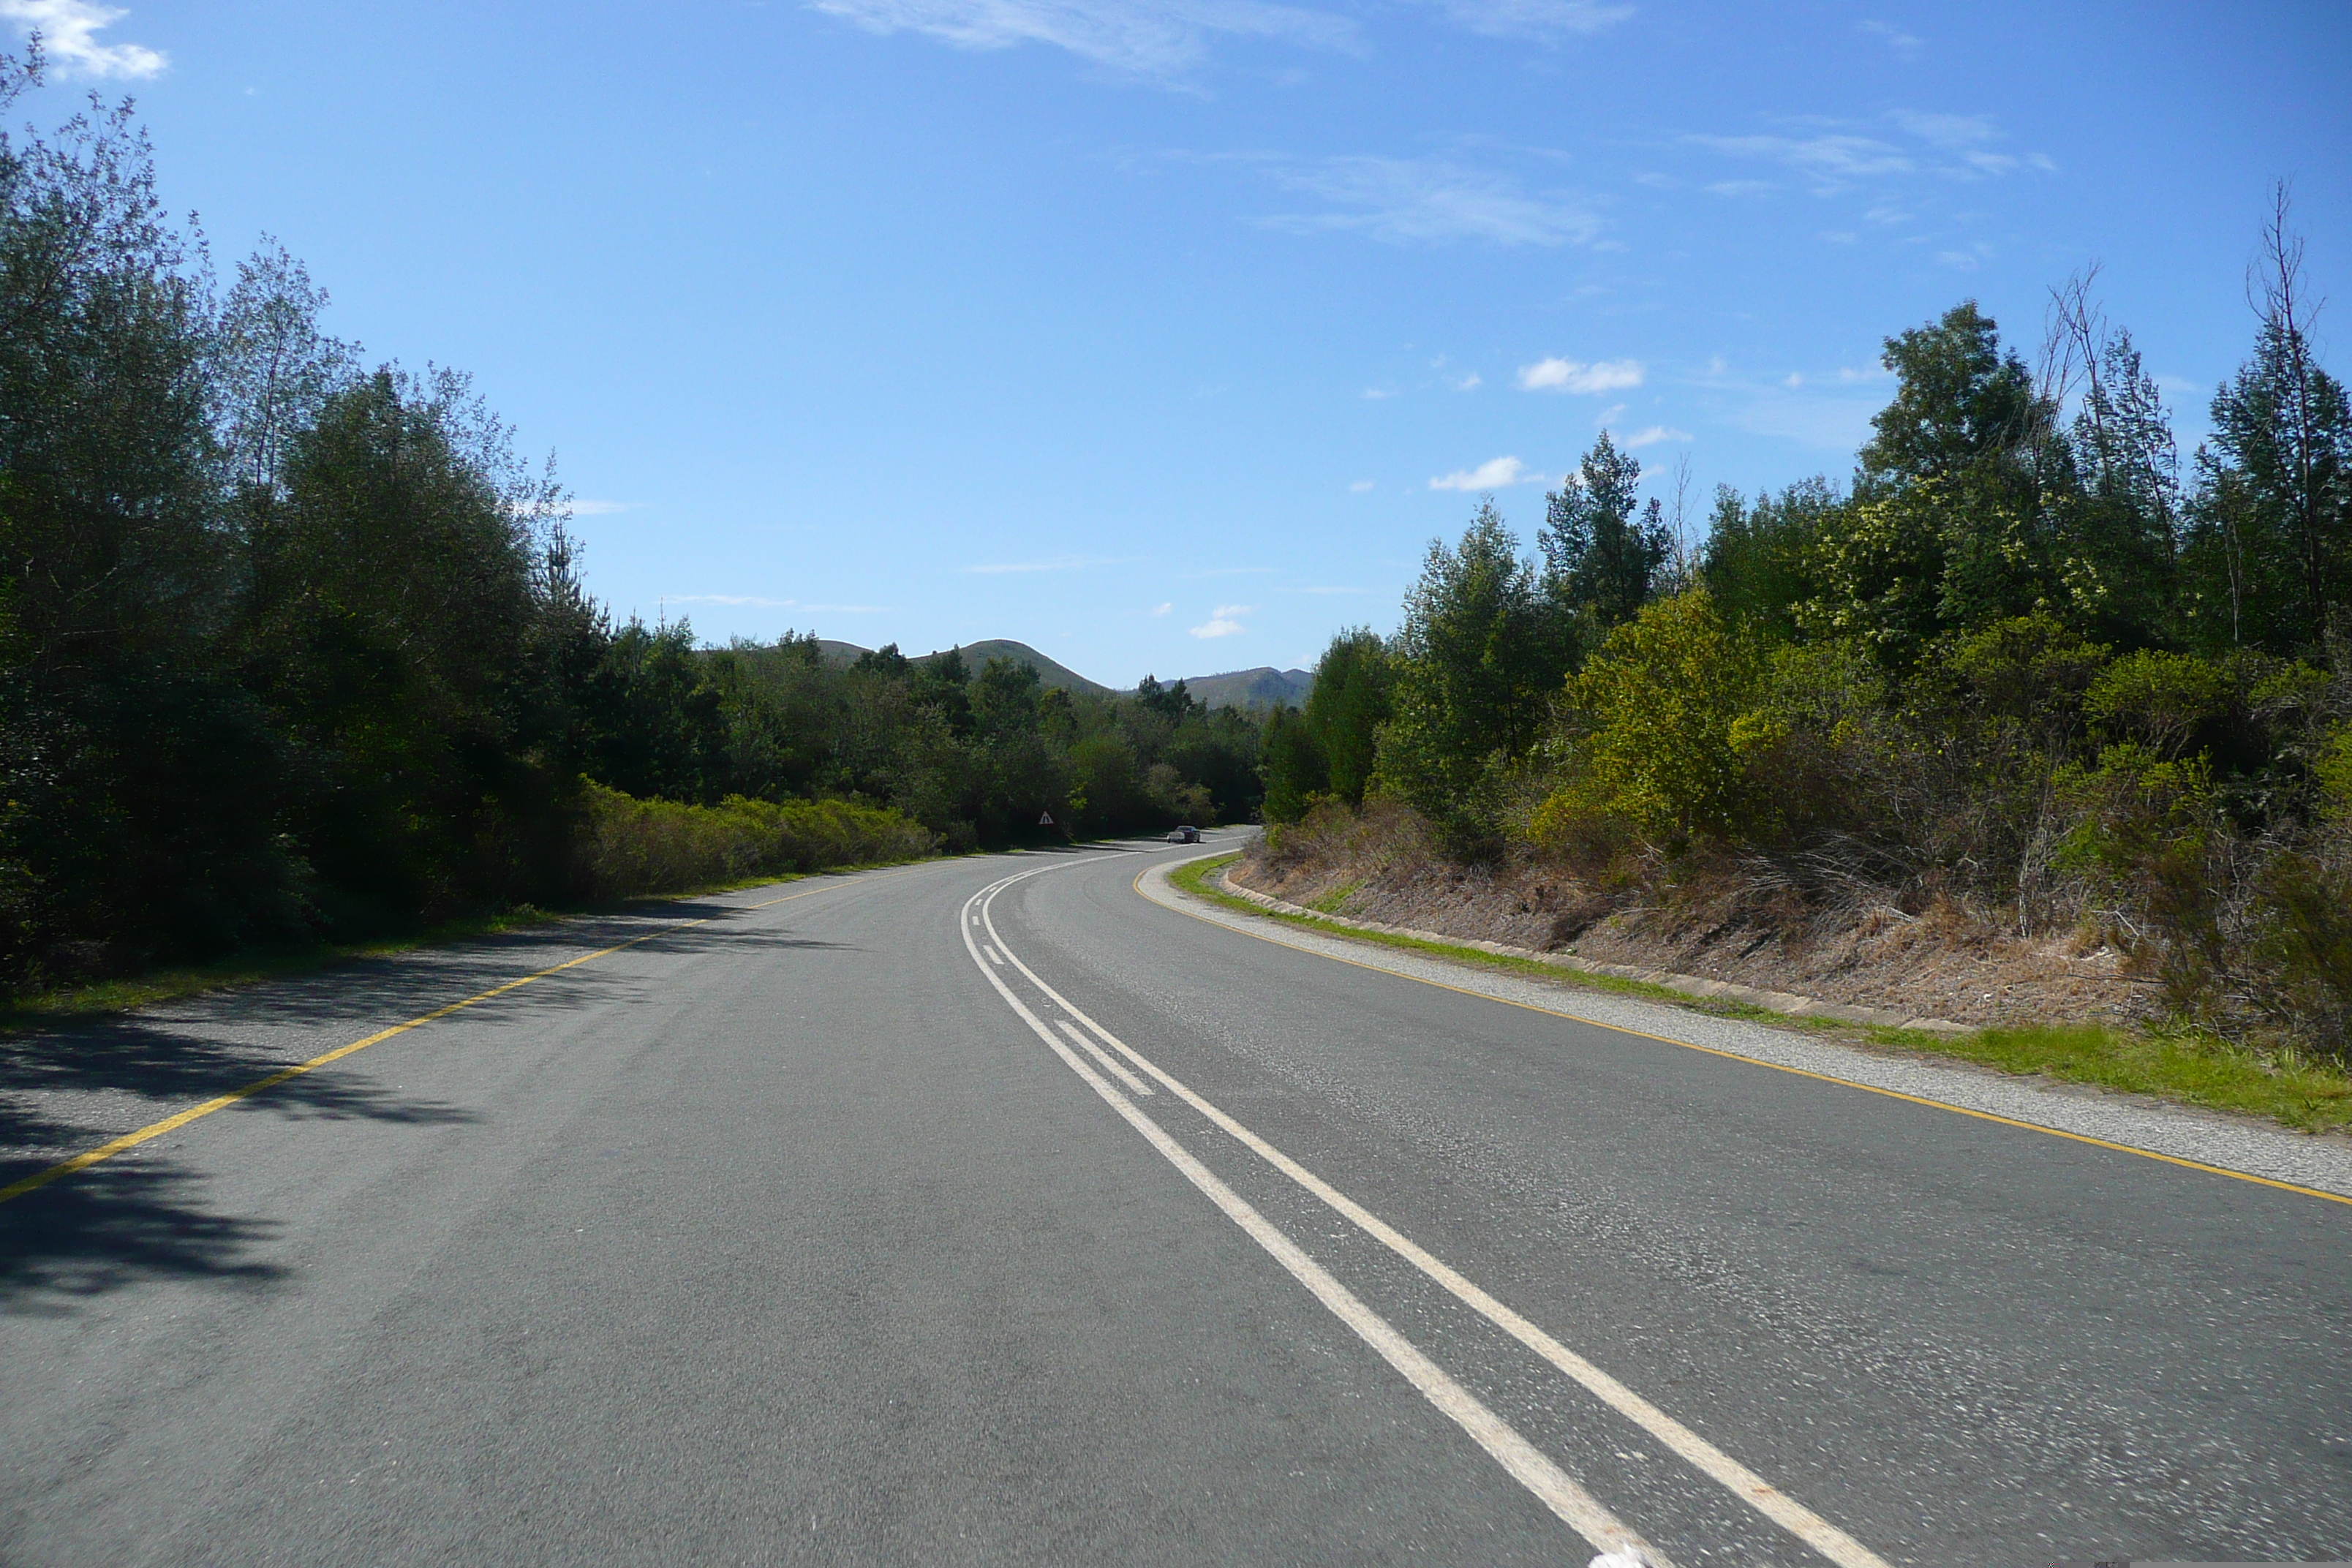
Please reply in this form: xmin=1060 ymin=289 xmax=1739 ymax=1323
xmin=1232 ymin=805 xmax=2149 ymax=1031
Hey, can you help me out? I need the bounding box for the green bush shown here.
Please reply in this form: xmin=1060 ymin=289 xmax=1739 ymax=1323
xmin=1537 ymin=587 xmax=1769 ymax=843
xmin=573 ymin=783 xmax=937 ymax=900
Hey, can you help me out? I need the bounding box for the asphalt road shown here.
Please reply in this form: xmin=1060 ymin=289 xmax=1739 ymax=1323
xmin=4 ymin=837 xmax=2348 ymax=1567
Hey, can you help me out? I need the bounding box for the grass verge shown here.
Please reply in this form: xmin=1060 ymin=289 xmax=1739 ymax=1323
xmin=1169 ymin=853 xmax=2352 ymax=1136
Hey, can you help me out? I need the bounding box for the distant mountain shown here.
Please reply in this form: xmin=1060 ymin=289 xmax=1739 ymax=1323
xmin=812 ymin=638 xmax=1113 ymax=697
xmin=1176 ymin=667 xmax=1313 ymax=712
xmin=810 ymin=640 xmax=1308 ymax=711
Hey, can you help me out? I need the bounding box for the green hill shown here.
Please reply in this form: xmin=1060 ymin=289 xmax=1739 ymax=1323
xmin=1174 ymin=667 xmax=1314 ymax=711
xmin=813 ymin=638 xmax=1112 ymax=696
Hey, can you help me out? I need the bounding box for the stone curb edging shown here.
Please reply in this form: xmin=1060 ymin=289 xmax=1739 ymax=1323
xmin=1210 ymin=864 xmax=1973 ymax=1038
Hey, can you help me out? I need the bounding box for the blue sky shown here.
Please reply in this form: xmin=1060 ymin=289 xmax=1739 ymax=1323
xmin=10 ymin=0 xmax=2348 ymax=685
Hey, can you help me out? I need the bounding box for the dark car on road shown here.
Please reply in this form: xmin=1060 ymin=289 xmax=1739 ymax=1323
xmin=1166 ymin=826 xmax=1201 ymax=844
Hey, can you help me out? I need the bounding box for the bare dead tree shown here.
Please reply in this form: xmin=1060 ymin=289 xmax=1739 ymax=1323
xmin=2249 ymin=180 xmax=2332 ymax=638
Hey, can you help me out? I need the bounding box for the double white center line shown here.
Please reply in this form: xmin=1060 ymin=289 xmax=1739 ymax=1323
xmin=960 ymin=859 xmax=1891 ymax=1568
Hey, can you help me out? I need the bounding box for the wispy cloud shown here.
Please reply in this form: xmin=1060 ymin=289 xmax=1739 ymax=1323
xmin=1 ymin=0 xmax=165 ymax=78
xmin=1411 ymin=0 xmax=1632 ymax=41
xmin=1858 ymin=18 xmax=1921 ymax=56
xmin=1190 ymin=603 xmax=1253 ymax=638
xmin=1686 ymin=112 xmax=2054 ymax=193
xmin=1450 ymin=371 xmax=1482 ymax=391
xmin=1684 ymin=131 xmax=1912 ymax=186
xmin=1619 ymin=424 xmax=1691 ymax=448
xmin=1518 ymin=355 xmax=1643 ymax=393
xmin=1349 ymin=479 xmax=1375 ymax=491
xmin=807 ymin=0 xmax=1359 ymax=77
xmin=1251 ymin=155 xmax=1601 ymax=246
xmin=1700 ymin=358 xmax=1889 ymax=451
xmin=960 ymin=556 xmax=1117 ymax=573
xmin=1150 ymin=601 xmax=1173 ymax=615
xmin=1430 ymin=455 xmax=1542 ymax=491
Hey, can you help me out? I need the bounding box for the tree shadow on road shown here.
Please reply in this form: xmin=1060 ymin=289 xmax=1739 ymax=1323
xmin=0 ymin=900 xmax=870 ymax=1315
xmin=0 ymin=1004 xmax=486 ymax=1317
xmin=0 ymin=1161 xmax=290 ymax=1316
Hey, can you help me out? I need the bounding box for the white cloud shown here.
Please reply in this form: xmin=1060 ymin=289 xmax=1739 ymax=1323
xmin=1596 ymin=401 xmax=1627 ymax=426
xmin=1858 ymin=18 xmax=1922 ymax=56
xmin=1349 ymin=479 xmax=1375 ymax=491
xmin=1783 ymin=372 xmax=1803 ymax=388
xmin=1253 ymin=155 xmax=1601 ymax=246
xmin=1150 ymin=601 xmax=1173 ymax=615
xmin=1619 ymin=425 xmax=1691 ymax=448
xmin=1 ymin=0 xmax=165 ymax=78
xmin=1362 ymin=385 xmax=1398 ymax=399
xmin=1190 ymin=603 xmax=1253 ymax=638
xmin=1430 ymin=455 xmax=1542 ymax=491
xmin=1452 ymin=372 xmax=1482 ymax=391
xmin=1703 ymin=179 xmax=1774 ymax=197
xmin=807 ymin=0 xmax=1358 ymax=77
xmin=1517 ymin=355 xmax=1643 ymax=393
xmin=1412 ymin=0 xmax=1632 ymax=41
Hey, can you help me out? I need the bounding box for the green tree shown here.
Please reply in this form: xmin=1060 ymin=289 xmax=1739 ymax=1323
xmin=1858 ymin=301 xmax=2043 ymax=490
xmin=1256 ymin=705 xmax=1326 ymax=823
xmin=1699 ymin=478 xmax=1836 ymax=638
xmin=1376 ymin=502 xmax=1553 ymax=839
xmin=1538 ymin=431 xmax=1668 ymax=658
xmin=1538 ymin=587 xmax=1769 ymax=843
xmin=1301 ymin=627 xmax=1392 ymax=806
xmin=246 ymin=369 xmax=562 ymax=924
xmin=0 ymin=60 xmax=297 ymax=976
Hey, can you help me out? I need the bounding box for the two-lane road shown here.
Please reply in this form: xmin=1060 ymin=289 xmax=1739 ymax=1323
xmin=4 ymin=838 xmax=2348 ymax=1564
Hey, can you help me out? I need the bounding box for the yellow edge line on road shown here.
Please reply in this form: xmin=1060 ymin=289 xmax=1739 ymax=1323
xmin=1145 ymin=857 xmax=2352 ymax=1210
xmin=0 ymin=876 xmax=875 ymax=1207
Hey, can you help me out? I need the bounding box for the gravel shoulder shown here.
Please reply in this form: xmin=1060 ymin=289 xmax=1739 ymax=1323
xmin=1142 ymin=854 xmax=2352 ymax=1204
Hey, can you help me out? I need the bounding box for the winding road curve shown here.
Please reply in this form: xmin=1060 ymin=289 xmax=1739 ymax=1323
xmin=4 ymin=835 xmax=2348 ymax=1565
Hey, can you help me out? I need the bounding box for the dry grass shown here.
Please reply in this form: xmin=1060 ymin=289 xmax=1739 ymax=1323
xmin=1185 ymin=840 xmax=2352 ymax=1137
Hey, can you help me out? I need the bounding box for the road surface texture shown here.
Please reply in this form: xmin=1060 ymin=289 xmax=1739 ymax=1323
xmin=4 ymin=836 xmax=2348 ymax=1567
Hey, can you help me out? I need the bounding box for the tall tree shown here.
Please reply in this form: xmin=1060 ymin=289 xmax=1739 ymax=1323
xmin=1376 ymin=502 xmax=1552 ymax=838
xmin=1858 ymin=301 xmax=2046 ymax=490
xmin=1538 ymin=431 xmax=1668 ymax=658
xmin=0 ymin=56 xmax=296 ymax=976
xmin=2185 ymin=189 xmax=2352 ymax=656
xmin=1302 ymin=627 xmax=1392 ymax=806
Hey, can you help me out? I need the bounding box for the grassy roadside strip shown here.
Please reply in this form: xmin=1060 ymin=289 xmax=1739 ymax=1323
xmin=1170 ymin=852 xmax=2352 ymax=1136
xmin=0 ymin=851 xmax=948 ymax=1039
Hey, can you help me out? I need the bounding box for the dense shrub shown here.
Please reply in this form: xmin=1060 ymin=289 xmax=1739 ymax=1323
xmin=573 ymin=785 xmax=937 ymax=901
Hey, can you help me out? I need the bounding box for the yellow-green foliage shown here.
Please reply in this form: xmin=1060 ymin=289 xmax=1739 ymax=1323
xmin=2317 ymin=724 xmax=2352 ymax=823
xmin=575 ymin=784 xmax=938 ymax=900
xmin=1534 ymin=587 xmax=1768 ymax=841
